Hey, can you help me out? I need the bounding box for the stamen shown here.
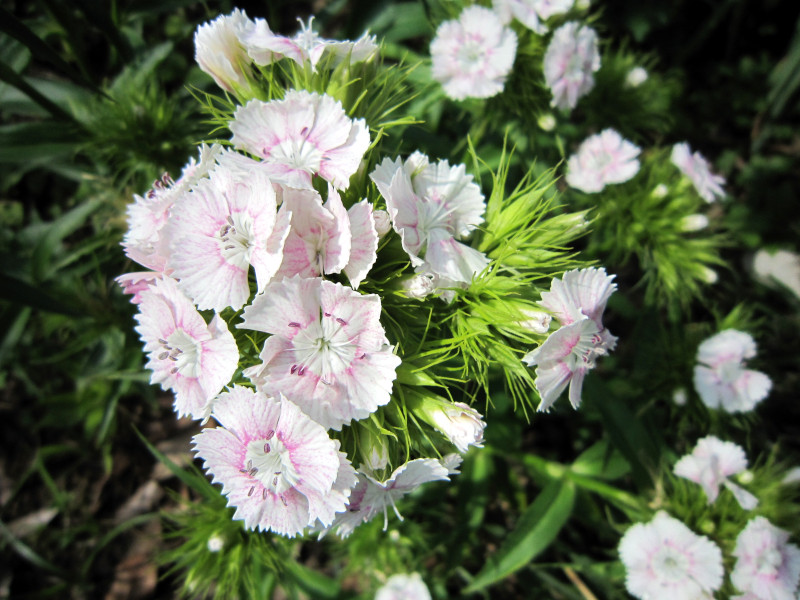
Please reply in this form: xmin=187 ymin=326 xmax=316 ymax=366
xmin=226 ymin=215 xmax=234 ymax=226
xmin=298 ymin=366 xmax=306 ymax=376
xmin=158 ymin=338 xmax=168 ymax=345
xmin=169 ymin=355 xmax=178 ymax=362
xmin=170 ymin=367 xmax=178 ymax=374
xmin=247 ymin=460 xmax=253 ymax=471
xmin=239 ymin=468 xmax=249 ymax=474
xmin=272 ymin=476 xmax=278 ymax=486
xmin=323 ymin=312 xmax=332 ymax=317
xmin=288 ymin=322 xmax=301 ymax=328
xmin=158 ymin=352 xmax=169 ymax=360
xmin=248 ymin=486 xmax=254 ymax=497
xmin=335 ymin=317 xmax=347 ymax=326
xmin=262 ymin=489 xmax=267 ymax=500
xmin=280 ymin=495 xmax=288 ymax=507
xmin=265 ymin=429 xmax=275 ymax=440
xmin=300 ymin=126 xmax=309 ymax=137
xmin=264 ymin=443 xmax=271 ymax=453
xmin=290 ymin=364 xmax=298 ymax=374
xmin=249 ymin=467 xmax=258 ymax=476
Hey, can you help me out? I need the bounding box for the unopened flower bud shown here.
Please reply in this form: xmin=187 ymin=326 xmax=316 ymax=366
xmin=680 ymin=214 xmax=709 ymax=232
xmin=428 ymin=402 xmax=486 ymax=453
xmin=625 ymin=67 xmax=648 ymax=88
xmin=575 ymin=0 xmax=591 ymax=10
xmin=373 ymin=209 xmax=392 ymax=238
xmin=207 ymin=534 xmax=224 ymax=553
xmin=737 ymin=470 xmax=754 ymax=485
xmin=672 ymin=388 xmax=688 ymax=406
xmin=652 ymin=184 xmax=669 ymax=199
xmin=403 ymin=273 xmax=435 ymax=300
xmin=538 ymin=113 xmax=556 ymax=131
xmin=359 ymin=430 xmax=389 ymax=472
xmin=194 ymin=10 xmax=257 ymax=97
xmin=700 ymin=267 xmax=718 ymax=284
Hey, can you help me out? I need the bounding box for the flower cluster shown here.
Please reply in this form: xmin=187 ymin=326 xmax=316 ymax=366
xmin=620 ymin=512 xmax=800 ymax=600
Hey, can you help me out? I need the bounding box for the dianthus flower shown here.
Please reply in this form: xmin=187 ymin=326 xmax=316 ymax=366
xmin=523 ymin=267 xmax=617 ymax=410
xmin=243 ymin=16 xmax=377 ymax=70
xmin=430 ymin=6 xmax=517 ymax=101
xmin=566 ymin=129 xmax=641 ymax=193
xmin=492 ymin=0 xmax=574 ymax=34
xmin=194 ymin=9 xmax=257 ymax=96
xmin=134 ymin=277 xmax=238 ymax=420
xmin=193 ymin=386 xmax=357 ymax=536
xmin=323 ymin=459 xmax=450 ymax=537
xmin=671 ymin=143 xmax=726 ymax=202
xmin=376 ymin=573 xmax=432 ymax=600
xmin=240 ymin=276 xmax=401 ymax=430
xmin=165 ymin=162 xmax=289 ymax=312
xmin=370 ymin=151 xmax=489 ymax=286
xmin=230 ymin=90 xmax=370 ymax=190
xmin=543 ymin=21 xmax=600 ymax=111
xmin=732 ymin=516 xmax=800 ymax=600
xmin=693 ymin=329 xmax=772 ymax=413
xmin=673 ymin=436 xmax=758 ymax=509
xmin=619 ymin=511 xmax=724 ymax=600
xmin=119 ymin=144 xmax=221 ymax=302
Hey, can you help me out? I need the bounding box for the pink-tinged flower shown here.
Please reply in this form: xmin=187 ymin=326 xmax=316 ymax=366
xmin=544 ymin=22 xmax=600 ymax=111
xmin=324 ymin=459 xmax=451 ymax=538
xmin=430 ymin=6 xmax=518 ymax=101
xmin=239 ymin=276 xmax=401 ymax=430
xmin=344 ymin=199 xmax=379 ymax=289
xmin=370 ymin=152 xmax=489 ymax=284
xmin=674 ymin=436 xmax=758 ymax=510
xmin=194 ymin=9 xmax=257 ymax=96
xmin=671 ymin=143 xmax=726 ymax=202
xmin=523 ymin=267 xmax=617 ymax=411
xmin=732 ymin=517 xmax=800 ymax=600
xmin=566 ymin=129 xmax=641 ymax=193
xmin=230 ymin=90 xmax=370 ymax=191
xmin=134 ymin=277 xmax=238 ymax=420
xmin=243 ymin=16 xmax=377 ymax=70
xmin=165 ymin=163 xmax=290 ymax=312
xmin=276 ymin=186 xmax=351 ymax=280
xmin=693 ymin=330 xmax=772 ymax=413
xmin=123 ymin=144 xmax=221 ymax=274
xmin=619 ymin=511 xmax=724 ymax=600
xmin=376 ymin=573 xmax=432 ymax=600
xmin=492 ymin=0 xmax=574 ymax=34
xmin=192 ymin=386 xmax=356 ymax=536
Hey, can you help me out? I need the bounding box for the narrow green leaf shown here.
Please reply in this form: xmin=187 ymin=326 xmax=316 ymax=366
xmin=571 ymin=439 xmax=630 ymax=481
xmin=283 ymin=559 xmax=340 ymax=599
xmin=0 ymin=57 xmax=77 ymax=121
xmin=132 ymin=426 xmax=220 ymax=503
xmin=465 ymin=478 xmax=575 ymax=593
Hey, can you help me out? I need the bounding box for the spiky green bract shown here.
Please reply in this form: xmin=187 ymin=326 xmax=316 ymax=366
xmin=569 ymin=148 xmax=725 ymax=315
xmin=579 ymin=47 xmax=681 ymax=142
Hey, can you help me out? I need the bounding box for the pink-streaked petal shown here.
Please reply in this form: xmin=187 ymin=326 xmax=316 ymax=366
xmin=115 ymin=271 xmax=162 ymax=304
xmin=723 ymin=481 xmax=759 ymax=510
xmin=240 ymin=275 xmax=321 ymax=338
xmin=344 ymin=200 xmax=379 ymax=289
xmin=540 ymin=267 xmax=617 ymax=326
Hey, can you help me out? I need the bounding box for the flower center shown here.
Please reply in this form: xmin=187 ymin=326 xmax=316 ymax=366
xmin=243 ymin=431 xmax=300 ymax=496
xmin=217 ymin=213 xmax=255 ymax=268
xmin=718 ymin=360 xmax=742 ymax=385
xmin=290 ymin=314 xmax=358 ymax=381
xmin=756 ymin=548 xmax=783 ymax=575
xmin=158 ymin=330 xmax=202 ymax=378
xmin=274 ymin=133 xmax=323 ymax=173
xmin=653 ymin=547 xmax=689 ymax=582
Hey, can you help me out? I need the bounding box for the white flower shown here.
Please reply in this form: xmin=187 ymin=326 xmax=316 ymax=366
xmin=625 ymin=66 xmax=648 ymax=87
xmin=543 ymin=22 xmax=600 ymax=111
xmin=753 ymin=249 xmax=800 ymax=301
xmin=565 ymin=129 xmax=641 ymax=193
xmin=732 ymin=517 xmax=800 ymax=600
xmin=523 ymin=268 xmax=618 ymax=410
xmin=206 ymin=535 xmax=224 ymax=553
xmin=671 ymin=143 xmax=726 ymax=202
xmin=430 ymin=6 xmax=517 ymax=101
xmin=538 ymin=113 xmax=557 ymax=131
xmin=402 ymin=272 xmax=436 ymax=300
xmin=375 ymin=573 xmax=432 ymax=600
xmin=194 ymin=9 xmax=256 ymax=95
xmin=323 ymin=459 xmax=450 ymax=537
xmin=370 ymin=151 xmax=489 ymax=285
xmin=693 ymin=330 xmax=771 ymax=413
xmin=619 ymin=511 xmax=724 ymax=600
xmin=492 ymin=0 xmax=574 ymax=34
xmin=230 ymin=90 xmax=370 ymax=191
xmin=674 ymin=436 xmax=758 ymax=510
